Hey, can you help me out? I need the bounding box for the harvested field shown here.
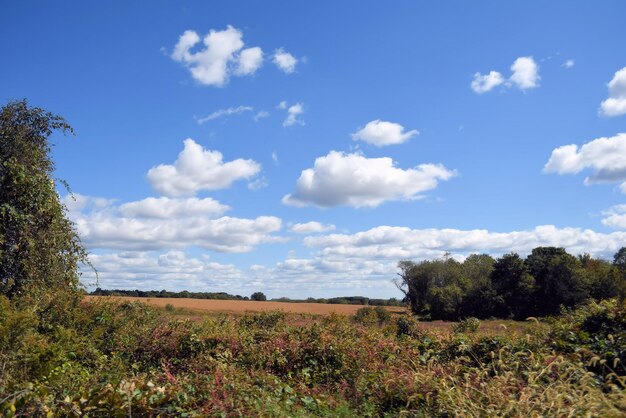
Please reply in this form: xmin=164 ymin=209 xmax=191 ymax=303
xmin=85 ymin=295 xmax=407 ymax=316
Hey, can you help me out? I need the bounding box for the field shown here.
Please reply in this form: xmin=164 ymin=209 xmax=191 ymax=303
xmin=85 ymin=295 xmax=406 ymax=315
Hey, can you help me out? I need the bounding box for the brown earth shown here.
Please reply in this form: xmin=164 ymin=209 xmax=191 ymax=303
xmin=85 ymin=295 xmax=407 ymax=316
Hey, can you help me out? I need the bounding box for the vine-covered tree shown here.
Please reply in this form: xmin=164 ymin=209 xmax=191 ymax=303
xmin=0 ymin=100 xmax=87 ymax=316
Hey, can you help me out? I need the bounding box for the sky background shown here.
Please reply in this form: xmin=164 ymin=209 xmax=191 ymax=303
xmin=1 ymin=1 xmax=626 ymax=298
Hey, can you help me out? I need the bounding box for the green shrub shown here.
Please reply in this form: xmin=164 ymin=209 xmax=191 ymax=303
xmin=452 ymin=317 xmax=481 ymax=334
xmin=353 ymin=306 xmax=391 ymax=326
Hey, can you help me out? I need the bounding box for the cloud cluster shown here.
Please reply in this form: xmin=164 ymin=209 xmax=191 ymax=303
xmin=471 ymin=56 xmax=540 ymax=94
xmin=601 ymin=204 xmax=626 ymax=229
xmin=600 ymin=67 xmax=626 ymax=117
xmin=289 ymin=221 xmax=336 ymax=234
xmin=147 ymin=139 xmax=261 ymax=197
xmin=81 ymin=251 xmax=249 ymax=293
xmin=171 ymin=26 xmax=262 ymax=86
xmin=543 ymin=133 xmax=626 ymax=192
xmin=351 ymin=120 xmax=418 ymax=147
xmin=66 ymin=194 xmax=282 ymax=253
xmin=282 ymin=151 xmax=456 ymax=208
xmin=304 ymin=224 xmax=626 ymax=261
xmin=171 ymin=27 xmax=299 ymax=86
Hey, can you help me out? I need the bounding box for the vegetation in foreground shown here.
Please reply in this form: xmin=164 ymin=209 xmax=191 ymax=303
xmin=2 ymin=101 xmax=626 ymax=416
xmin=1 ymin=298 xmax=625 ymax=416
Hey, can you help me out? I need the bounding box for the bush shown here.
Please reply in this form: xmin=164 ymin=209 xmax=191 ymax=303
xmin=452 ymin=317 xmax=481 ymax=334
xmin=353 ymin=306 xmax=391 ymax=326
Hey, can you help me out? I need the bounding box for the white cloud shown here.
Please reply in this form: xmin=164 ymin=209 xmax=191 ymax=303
xmin=277 ymin=101 xmax=288 ymax=109
xmin=601 ymin=204 xmax=626 ymax=229
xmin=235 ymin=47 xmax=263 ymax=75
xmin=119 ymin=196 xmax=229 ymax=219
xmin=81 ymin=251 xmax=249 ymax=293
xmin=196 ymin=105 xmax=253 ymax=124
xmin=290 ymin=222 xmax=336 ymax=234
xmin=271 ymin=151 xmax=278 ymax=164
xmin=304 ymin=224 xmax=626 ymax=261
xmin=543 ymin=133 xmax=626 ymax=192
xmin=352 ymin=120 xmax=419 ymax=147
xmin=562 ymin=59 xmax=575 ymax=69
xmin=67 ymin=195 xmax=282 ymax=253
xmin=282 ymin=151 xmax=456 ymax=208
xmin=147 ymin=138 xmax=261 ymax=197
xmin=254 ymin=110 xmax=270 ymax=121
xmin=510 ymin=56 xmax=540 ymax=90
xmin=600 ymin=67 xmax=626 ymax=117
xmin=283 ymin=103 xmax=304 ymax=127
xmin=171 ymin=26 xmax=262 ymax=87
xmin=471 ymin=71 xmax=504 ymax=94
xmin=472 ymin=56 xmax=540 ymax=93
xmin=273 ymin=48 xmax=298 ymax=73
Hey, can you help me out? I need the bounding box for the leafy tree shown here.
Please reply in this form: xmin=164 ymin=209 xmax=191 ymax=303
xmin=490 ymin=253 xmax=535 ymax=319
xmin=460 ymin=254 xmax=496 ymax=318
xmin=250 ymin=291 xmax=267 ymax=301
xmin=613 ymin=247 xmax=626 ymax=300
xmin=397 ymin=257 xmax=463 ymax=318
xmin=526 ymin=247 xmax=586 ymax=315
xmin=0 ymin=100 xmax=87 ymax=316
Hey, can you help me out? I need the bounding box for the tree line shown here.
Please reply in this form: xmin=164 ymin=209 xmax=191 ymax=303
xmin=396 ymin=247 xmax=626 ymax=320
xmin=90 ymin=288 xmax=403 ymax=306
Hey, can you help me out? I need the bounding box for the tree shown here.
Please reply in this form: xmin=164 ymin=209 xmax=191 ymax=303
xmin=613 ymin=247 xmax=626 ymax=300
xmin=459 ymin=254 xmax=496 ymax=318
xmin=250 ymin=291 xmax=267 ymax=301
xmin=526 ymin=247 xmax=586 ymax=315
xmin=490 ymin=253 xmax=535 ymax=319
xmin=0 ymin=100 xmax=87 ymax=315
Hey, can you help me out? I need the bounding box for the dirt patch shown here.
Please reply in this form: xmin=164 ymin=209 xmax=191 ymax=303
xmin=85 ymin=296 xmax=407 ymax=316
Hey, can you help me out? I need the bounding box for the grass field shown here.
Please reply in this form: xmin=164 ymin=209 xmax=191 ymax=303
xmin=84 ymin=295 xmax=407 ymax=315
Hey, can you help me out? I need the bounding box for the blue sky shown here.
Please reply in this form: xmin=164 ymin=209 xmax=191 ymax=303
xmin=2 ymin=1 xmax=626 ymax=298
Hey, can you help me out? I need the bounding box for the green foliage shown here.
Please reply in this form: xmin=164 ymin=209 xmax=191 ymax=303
xmin=399 ymin=247 xmax=625 ymax=320
xmin=1 ymin=299 xmax=625 ymax=416
xmin=452 ymin=317 xmax=481 ymax=334
xmin=0 ymin=100 xmax=87 ymax=314
xmin=353 ymin=306 xmax=391 ymax=326
xmin=250 ymin=291 xmax=267 ymax=301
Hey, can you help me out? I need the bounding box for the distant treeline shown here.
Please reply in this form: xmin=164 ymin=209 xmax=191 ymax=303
xmin=91 ymin=288 xmax=250 ymax=300
xmin=271 ymin=296 xmax=404 ymax=306
xmin=89 ymin=289 xmax=404 ymax=307
xmin=397 ymin=246 xmax=626 ymax=321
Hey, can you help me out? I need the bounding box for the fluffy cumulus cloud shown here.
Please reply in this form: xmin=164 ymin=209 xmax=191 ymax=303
xmin=510 ymin=56 xmax=540 ymax=89
xmin=196 ymin=105 xmax=253 ymax=124
xmin=119 ymin=196 xmax=229 ymax=219
xmin=282 ymin=151 xmax=456 ymax=208
xmin=65 ymin=194 xmax=282 ymax=253
xmin=235 ymin=46 xmax=263 ymax=76
xmin=601 ymin=204 xmax=626 ymax=229
xmin=600 ymin=67 xmax=626 ymax=117
xmin=171 ymin=26 xmax=263 ymax=86
xmin=282 ymin=102 xmax=304 ymax=127
xmin=81 ymin=251 xmax=251 ymax=293
xmin=304 ymin=225 xmax=626 ymax=261
xmin=543 ymin=133 xmax=626 ymax=192
xmin=351 ymin=120 xmax=419 ymax=146
xmin=273 ymin=48 xmax=298 ymax=73
xmin=147 ymin=139 xmax=261 ymax=197
xmin=472 ymin=56 xmax=539 ymax=93
xmin=471 ymin=71 xmax=504 ymax=94
xmin=289 ymin=221 xmax=336 ymax=234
